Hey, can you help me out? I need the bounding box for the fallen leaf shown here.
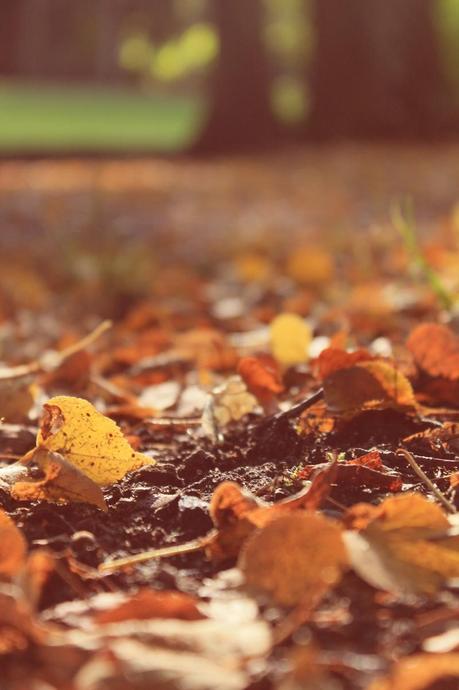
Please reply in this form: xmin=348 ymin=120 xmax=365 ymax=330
xmin=0 ymin=585 xmax=45 ymax=653
xmin=207 ymin=464 xmax=338 ymax=562
xmin=407 ymin=323 xmax=459 ymax=404
xmin=0 ymin=378 xmax=35 ymax=422
xmin=0 ymin=510 xmax=27 ymax=578
xmin=298 ymin=460 xmax=402 ymax=493
xmin=316 ymin=347 xmax=372 ymax=380
xmin=347 ymin=449 xmax=384 ymax=471
xmin=95 ymin=589 xmax=204 ymax=624
xmin=404 ymin=422 xmax=459 ymax=457
xmin=138 ymin=381 xmax=180 ymax=411
xmin=344 ymin=493 xmax=459 ymax=594
xmin=43 ymin=349 xmax=91 ymax=389
xmin=12 ymin=448 xmax=107 ymax=511
xmin=239 ymin=512 xmax=348 ymax=606
xmin=286 ymin=246 xmax=334 ymax=286
xmin=367 ymin=653 xmax=459 ymax=690
xmin=323 ymin=360 xmax=416 ymax=414
xmin=20 ymin=549 xmax=55 ymax=608
xmin=237 ymin=355 xmax=284 ymax=403
xmin=270 ymin=313 xmax=312 ymax=366
xmin=407 ymin=323 xmax=459 ymax=380
xmin=175 ymin=328 xmax=237 ymax=371
xmin=201 ymin=376 xmax=258 ymax=438
xmin=36 ymin=396 xmax=153 ymax=485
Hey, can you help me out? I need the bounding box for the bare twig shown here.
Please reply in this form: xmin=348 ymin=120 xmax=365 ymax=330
xmin=99 ymin=535 xmax=211 ymax=573
xmin=396 ymin=447 xmax=456 ymax=514
xmin=0 ymin=320 xmax=112 ymax=382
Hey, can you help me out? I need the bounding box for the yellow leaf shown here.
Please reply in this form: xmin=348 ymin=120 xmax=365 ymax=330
xmin=270 ymin=313 xmax=311 ymax=366
xmin=36 ymin=396 xmax=153 ymax=485
xmin=344 ymin=493 xmax=459 ymax=595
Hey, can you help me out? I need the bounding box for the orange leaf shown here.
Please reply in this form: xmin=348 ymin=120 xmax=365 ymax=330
xmin=237 ymin=355 xmax=284 ymax=399
xmin=368 ymin=653 xmax=459 ymax=690
xmin=239 ymin=513 xmax=348 ymax=606
xmin=316 ymin=347 xmax=372 ymax=380
xmin=407 ymin=323 xmax=459 ymax=381
xmin=95 ymin=589 xmax=204 ymax=624
xmin=0 ymin=509 xmax=27 ymax=578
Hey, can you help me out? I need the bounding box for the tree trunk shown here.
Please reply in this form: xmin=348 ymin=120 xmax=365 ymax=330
xmin=192 ymin=0 xmax=281 ymax=154
xmin=0 ymin=0 xmax=22 ymax=76
xmin=307 ymin=0 xmax=452 ymax=139
xmin=96 ymin=0 xmax=122 ymax=82
xmin=17 ymin=0 xmax=51 ymax=78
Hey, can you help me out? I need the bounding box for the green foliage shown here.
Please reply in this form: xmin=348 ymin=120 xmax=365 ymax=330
xmin=0 ymin=82 xmax=202 ymax=152
xmin=118 ymin=23 xmax=218 ymax=84
xmin=391 ymin=199 xmax=454 ymax=312
xmin=271 ymin=75 xmax=307 ymax=124
xmin=435 ymin=0 xmax=459 ymax=100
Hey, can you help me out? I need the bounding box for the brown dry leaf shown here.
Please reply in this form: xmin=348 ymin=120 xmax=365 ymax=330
xmin=239 ymin=512 xmax=348 ymax=607
xmin=35 ymin=395 xmax=153 ymax=485
xmin=407 ymin=323 xmax=459 ymax=380
xmin=323 ymin=359 xmax=416 ymax=414
xmin=344 ymin=493 xmax=459 ymax=595
xmin=270 ymin=313 xmax=312 ymax=366
xmin=297 ymin=457 xmax=401 ymax=492
xmin=43 ymin=349 xmax=92 ymax=389
xmin=368 ymin=653 xmax=459 ymax=690
xmin=347 ymin=449 xmax=384 ymax=471
xmin=12 ymin=448 xmax=107 ymax=511
xmin=0 ymin=510 xmax=27 ymax=578
xmin=95 ymin=589 xmax=204 ymax=624
xmin=403 ymin=422 xmax=459 ymax=456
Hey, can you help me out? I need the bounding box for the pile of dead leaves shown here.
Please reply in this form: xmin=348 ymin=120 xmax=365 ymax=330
xmin=0 ymin=165 xmax=459 ymax=689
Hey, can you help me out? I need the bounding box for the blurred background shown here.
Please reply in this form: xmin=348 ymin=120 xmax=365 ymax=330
xmin=1 ymin=0 xmax=459 ymax=154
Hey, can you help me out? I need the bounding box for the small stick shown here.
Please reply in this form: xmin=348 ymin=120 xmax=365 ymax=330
xmin=144 ymin=418 xmax=202 ymax=428
xmin=55 ymin=320 xmax=112 ymax=362
xmin=396 ymin=448 xmax=456 ymax=514
xmin=99 ymin=536 xmax=209 ymax=573
xmin=280 ymin=388 xmax=324 ymax=421
xmin=0 ymin=320 xmax=112 ymax=381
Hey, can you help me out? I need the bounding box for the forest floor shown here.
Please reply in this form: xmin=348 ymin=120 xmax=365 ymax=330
xmin=1 ymin=144 xmax=459 ymax=690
